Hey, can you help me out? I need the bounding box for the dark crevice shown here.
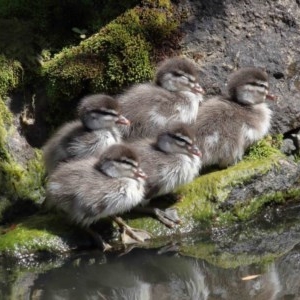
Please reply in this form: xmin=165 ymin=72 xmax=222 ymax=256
xmin=273 ymin=72 xmax=285 ymax=80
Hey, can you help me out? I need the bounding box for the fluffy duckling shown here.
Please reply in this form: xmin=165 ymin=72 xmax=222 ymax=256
xmin=129 ymin=123 xmax=202 ymax=227
xmin=45 ymin=144 xmax=150 ymax=251
xmin=43 ymin=94 xmax=129 ymax=174
xmin=118 ymin=57 xmax=204 ymax=141
xmin=194 ymin=67 xmax=275 ymax=169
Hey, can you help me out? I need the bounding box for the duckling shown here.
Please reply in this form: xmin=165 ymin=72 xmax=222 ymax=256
xmin=118 ymin=57 xmax=204 ymax=141
xmin=43 ymin=94 xmax=130 ymax=174
xmin=194 ymin=67 xmax=275 ymax=169
xmin=45 ymin=144 xmax=150 ymax=251
xmin=129 ymin=123 xmax=202 ymax=227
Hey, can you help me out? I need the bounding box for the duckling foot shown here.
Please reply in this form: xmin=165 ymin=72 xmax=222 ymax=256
xmin=112 ymin=216 xmax=152 ymax=244
xmin=86 ymin=228 xmax=112 ymax=252
xmin=134 ymin=207 xmax=181 ymax=228
xmin=153 ymin=207 xmax=181 ymax=228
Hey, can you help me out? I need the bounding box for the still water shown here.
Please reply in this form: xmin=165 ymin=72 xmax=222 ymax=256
xmin=1 ymin=204 xmax=300 ymax=300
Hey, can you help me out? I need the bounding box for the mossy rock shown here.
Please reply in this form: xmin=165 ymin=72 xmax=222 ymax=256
xmin=0 ymin=214 xmax=89 ymax=257
xmin=2 ymin=136 xmax=299 ymax=259
xmin=127 ymin=155 xmax=284 ymax=238
xmin=41 ymin=0 xmax=182 ymax=129
xmin=0 ymin=96 xmax=45 ymax=223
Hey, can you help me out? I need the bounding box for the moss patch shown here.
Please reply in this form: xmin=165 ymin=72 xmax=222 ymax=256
xmin=244 ymin=134 xmax=283 ymax=161
xmin=0 ymin=214 xmax=83 ymax=256
xmin=0 ymin=150 xmax=45 ymax=202
xmin=0 ymin=97 xmax=45 ymax=223
xmin=0 ymin=55 xmax=22 ymax=97
xmin=124 ymin=155 xmax=281 ymax=234
xmin=42 ymin=0 xmax=182 ymax=128
xmin=234 ymin=188 xmax=300 ymax=221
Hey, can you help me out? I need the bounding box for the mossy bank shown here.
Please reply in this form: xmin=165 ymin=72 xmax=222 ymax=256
xmin=1 ymin=137 xmax=299 ymax=258
xmin=0 ymin=57 xmax=45 ymax=224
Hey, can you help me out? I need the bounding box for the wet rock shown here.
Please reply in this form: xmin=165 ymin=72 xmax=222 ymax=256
xmin=280 ymin=138 xmax=296 ymax=156
xmin=222 ymin=159 xmax=300 ymax=209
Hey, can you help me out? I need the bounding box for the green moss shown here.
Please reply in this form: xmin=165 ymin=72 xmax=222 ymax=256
xmin=0 ymin=150 xmax=45 ymax=205
xmin=125 ymin=156 xmax=281 ymax=235
xmin=0 ymin=214 xmax=81 ymax=256
xmin=0 ymin=97 xmax=13 ymax=161
xmin=177 ymin=156 xmax=278 ymax=225
xmin=42 ymin=0 xmax=181 ymax=128
xmin=0 ymin=97 xmax=45 ymax=222
xmin=0 ymin=150 xmax=45 ymax=202
xmin=0 ymin=55 xmax=22 ymax=97
xmin=244 ymin=135 xmax=283 ymax=161
xmin=235 ymin=188 xmax=300 ymax=221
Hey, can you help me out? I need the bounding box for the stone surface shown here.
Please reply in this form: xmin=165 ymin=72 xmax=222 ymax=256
xmin=179 ymin=0 xmax=300 ymax=135
xmin=222 ymin=158 xmax=300 ymax=209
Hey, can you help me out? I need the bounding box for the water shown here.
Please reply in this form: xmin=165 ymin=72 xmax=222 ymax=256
xmin=1 ymin=245 xmax=300 ymax=300
xmin=1 ymin=204 xmax=300 ymax=300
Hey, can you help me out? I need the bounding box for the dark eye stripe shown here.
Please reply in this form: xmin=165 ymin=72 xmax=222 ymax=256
xmin=115 ymin=159 xmax=138 ymax=168
xmin=250 ymin=82 xmax=268 ymax=89
xmin=173 ymin=72 xmax=196 ymax=83
xmin=173 ymin=71 xmax=183 ymax=77
xmin=90 ymin=110 xmax=118 ymax=117
xmin=169 ymin=133 xmax=192 ymax=145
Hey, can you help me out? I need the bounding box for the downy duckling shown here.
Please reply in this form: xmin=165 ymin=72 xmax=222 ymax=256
xmin=129 ymin=123 xmax=202 ymax=227
xmin=118 ymin=57 xmax=204 ymax=141
xmin=45 ymin=144 xmax=150 ymax=251
xmin=43 ymin=94 xmax=129 ymax=174
xmin=194 ymin=67 xmax=275 ymax=169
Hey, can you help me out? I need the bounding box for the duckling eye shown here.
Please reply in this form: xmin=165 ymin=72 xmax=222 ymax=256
xmin=117 ymin=158 xmax=138 ymax=168
xmin=169 ymin=134 xmax=191 ymax=147
xmin=173 ymin=71 xmax=185 ymax=78
xmin=250 ymin=82 xmax=268 ymax=89
xmin=100 ymin=110 xmax=118 ymax=117
xmin=91 ymin=109 xmax=118 ymax=117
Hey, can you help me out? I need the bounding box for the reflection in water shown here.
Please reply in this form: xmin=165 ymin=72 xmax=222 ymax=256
xmin=30 ymin=249 xmax=210 ymax=300
xmin=1 ymin=246 xmax=289 ymax=300
xmin=2 ymin=204 xmax=300 ymax=299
